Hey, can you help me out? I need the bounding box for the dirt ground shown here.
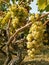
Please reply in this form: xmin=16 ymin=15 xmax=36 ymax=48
xmin=0 ymin=45 xmax=49 ymax=65
xmin=22 ymin=45 xmax=49 ymax=65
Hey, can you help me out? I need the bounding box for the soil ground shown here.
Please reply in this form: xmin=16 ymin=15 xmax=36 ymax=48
xmin=0 ymin=45 xmax=49 ymax=65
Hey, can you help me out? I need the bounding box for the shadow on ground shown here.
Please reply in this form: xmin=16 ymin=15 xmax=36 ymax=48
xmin=22 ymin=60 xmax=49 ymax=65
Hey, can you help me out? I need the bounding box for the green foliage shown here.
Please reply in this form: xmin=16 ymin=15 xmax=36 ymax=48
xmin=37 ymin=0 xmax=49 ymax=12
xmin=37 ymin=0 xmax=47 ymax=10
xmin=0 ymin=0 xmax=49 ymax=64
xmin=0 ymin=2 xmax=8 ymax=11
xmin=45 ymin=5 xmax=49 ymax=11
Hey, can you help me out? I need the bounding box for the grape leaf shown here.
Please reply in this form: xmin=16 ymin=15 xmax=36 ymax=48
xmin=37 ymin=0 xmax=47 ymax=10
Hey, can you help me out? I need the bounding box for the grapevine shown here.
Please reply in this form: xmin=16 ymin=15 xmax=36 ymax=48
xmin=0 ymin=0 xmax=49 ymax=65
xmin=27 ymin=17 xmax=46 ymax=58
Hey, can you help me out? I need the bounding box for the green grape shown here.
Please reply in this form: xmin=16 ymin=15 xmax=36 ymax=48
xmin=28 ymin=50 xmax=33 ymax=55
xmin=32 ymin=48 xmax=35 ymax=53
xmin=29 ymin=25 xmax=37 ymax=33
xmin=1 ymin=12 xmax=11 ymax=25
xmin=27 ymin=20 xmax=46 ymax=58
xmin=10 ymin=11 xmax=14 ymax=18
xmin=30 ymin=54 xmax=35 ymax=58
xmin=27 ymin=49 xmax=35 ymax=58
xmin=18 ymin=6 xmax=25 ymax=11
xmin=27 ymin=49 xmax=30 ymax=53
xmin=27 ymin=40 xmax=38 ymax=49
xmin=9 ymin=4 xmax=18 ymax=12
xmin=32 ymin=31 xmax=43 ymax=40
xmin=12 ymin=17 xmax=19 ymax=28
xmin=18 ymin=6 xmax=28 ymax=17
xmin=27 ymin=49 xmax=35 ymax=54
xmin=32 ymin=40 xmax=37 ymax=45
xmin=35 ymin=13 xmax=39 ymax=19
xmin=29 ymin=15 xmax=35 ymax=22
xmin=9 ymin=4 xmax=28 ymax=22
xmin=26 ymin=34 xmax=33 ymax=42
xmin=27 ymin=42 xmax=33 ymax=48
xmin=29 ymin=21 xmax=45 ymax=32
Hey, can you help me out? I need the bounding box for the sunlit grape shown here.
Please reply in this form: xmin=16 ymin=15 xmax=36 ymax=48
xmin=27 ymin=20 xmax=46 ymax=58
xmin=2 ymin=12 xmax=11 ymax=25
xmin=32 ymin=40 xmax=37 ymax=45
xmin=9 ymin=4 xmax=18 ymax=12
xmin=35 ymin=13 xmax=39 ymax=19
xmin=12 ymin=17 xmax=19 ymax=28
xmin=30 ymin=54 xmax=35 ymax=58
xmin=29 ymin=15 xmax=35 ymax=22
xmin=27 ymin=42 xmax=33 ymax=48
xmin=32 ymin=48 xmax=35 ymax=53
xmin=26 ymin=34 xmax=33 ymax=42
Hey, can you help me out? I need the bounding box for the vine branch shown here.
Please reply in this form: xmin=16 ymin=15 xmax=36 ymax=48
xmin=43 ymin=19 xmax=49 ymax=26
xmin=37 ymin=12 xmax=49 ymax=20
xmin=4 ymin=19 xmax=12 ymax=65
xmin=7 ymin=13 xmax=49 ymax=46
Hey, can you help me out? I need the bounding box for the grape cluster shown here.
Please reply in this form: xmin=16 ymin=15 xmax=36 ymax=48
xmin=1 ymin=4 xmax=28 ymax=27
xmin=0 ymin=4 xmax=29 ymax=36
xmin=12 ymin=17 xmax=19 ymax=28
xmin=9 ymin=4 xmax=28 ymax=19
xmin=26 ymin=19 xmax=46 ymax=58
xmin=1 ymin=12 xmax=11 ymax=25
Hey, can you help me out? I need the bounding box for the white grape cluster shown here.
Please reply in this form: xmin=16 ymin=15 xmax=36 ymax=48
xmin=26 ymin=21 xmax=46 ymax=58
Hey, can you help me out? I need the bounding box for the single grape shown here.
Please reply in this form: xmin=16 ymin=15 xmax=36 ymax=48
xmin=26 ymin=34 xmax=33 ymax=42
xmin=29 ymin=15 xmax=35 ymax=22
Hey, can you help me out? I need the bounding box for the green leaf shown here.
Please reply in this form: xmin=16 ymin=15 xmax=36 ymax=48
xmin=45 ymin=5 xmax=49 ymax=11
xmin=0 ymin=3 xmax=8 ymax=11
xmin=37 ymin=0 xmax=47 ymax=10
